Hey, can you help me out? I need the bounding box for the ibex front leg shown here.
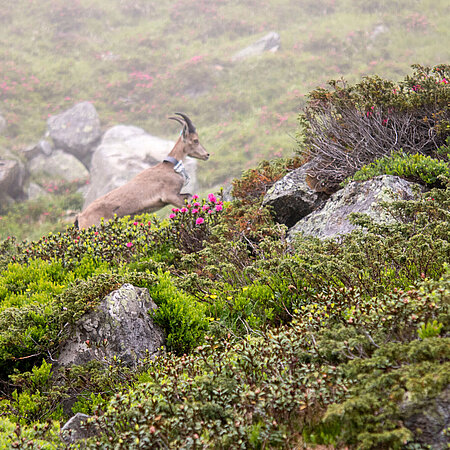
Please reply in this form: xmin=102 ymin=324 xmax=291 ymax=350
xmin=163 ymin=192 xmax=191 ymax=209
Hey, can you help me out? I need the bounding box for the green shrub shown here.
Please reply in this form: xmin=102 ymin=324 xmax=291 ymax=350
xmin=149 ymin=270 xmax=208 ymax=355
xmin=346 ymin=150 xmax=449 ymax=187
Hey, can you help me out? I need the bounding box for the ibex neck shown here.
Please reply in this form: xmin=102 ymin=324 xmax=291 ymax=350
xmin=167 ymin=137 xmax=186 ymax=161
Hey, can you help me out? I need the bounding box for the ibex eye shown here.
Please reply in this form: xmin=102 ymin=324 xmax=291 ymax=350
xmin=193 ymin=139 xmax=199 ymax=144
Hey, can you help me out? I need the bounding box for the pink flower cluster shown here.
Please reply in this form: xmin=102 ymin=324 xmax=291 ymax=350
xmin=168 ymin=193 xmax=224 ymax=225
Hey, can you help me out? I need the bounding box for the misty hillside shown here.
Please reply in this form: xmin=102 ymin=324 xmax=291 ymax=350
xmin=0 ymin=0 xmax=449 ymax=189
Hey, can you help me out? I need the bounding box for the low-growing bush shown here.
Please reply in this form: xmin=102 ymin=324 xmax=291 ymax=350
xmin=345 ymin=149 xmax=449 ymax=187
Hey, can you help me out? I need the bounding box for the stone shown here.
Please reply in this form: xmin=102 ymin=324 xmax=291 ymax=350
xmin=27 ymin=150 xmax=89 ymax=183
xmin=288 ymin=175 xmax=420 ymax=240
xmin=57 ymin=284 xmax=165 ymax=367
xmin=402 ymin=385 xmax=450 ymax=449
xmin=0 ymin=159 xmax=26 ymax=203
xmin=82 ymin=124 xmax=198 ymax=209
xmin=262 ymin=163 xmax=328 ymax=228
xmin=47 ymin=102 xmax=101 ymax=161
xmin=61 ymin=413 xmax=98 ymax=443
xmin=0 ymin=114 xmax=6 ymax=134
xmin=232 ymin=31 xmax=281 ymax=61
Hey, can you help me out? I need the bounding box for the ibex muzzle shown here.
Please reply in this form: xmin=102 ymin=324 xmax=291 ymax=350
xmin=75 ymin=113 xmax=209 ymax=229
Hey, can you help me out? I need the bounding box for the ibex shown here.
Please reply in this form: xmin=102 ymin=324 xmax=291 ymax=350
xmin=75 ymin=113 xmax=209 ymax=229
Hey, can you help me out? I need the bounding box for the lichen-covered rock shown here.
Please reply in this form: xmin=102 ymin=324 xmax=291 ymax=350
xmin=82 ymin=124 xmax=197 ymax=209
xmin=47 ymin=101 xmax=101 ymax=161
xmin=57 ymin=284 xmax=165 ymax=367
xmin=262 ymin=163 xmax=327 ymax=227
xmin=27 ymin=150 xmax=89 ymax=183
xmin=288 ymin=175 xmax=420 ymax=240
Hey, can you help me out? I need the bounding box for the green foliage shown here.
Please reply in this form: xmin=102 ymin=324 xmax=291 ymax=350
xmin=346 ymin=149 xmax=450 ymax=187
xmin=418 ymin=320 xmax=444 ymax=339
xmin=149 ymin=270 xmax=208 ymax=355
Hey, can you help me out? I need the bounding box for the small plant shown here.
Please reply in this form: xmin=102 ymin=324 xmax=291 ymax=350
xmin=418 ymin=320 xmax=444 ymax=339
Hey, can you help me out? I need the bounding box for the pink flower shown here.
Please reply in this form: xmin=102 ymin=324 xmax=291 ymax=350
xmin=215 ymin=204 xmax=223 ymax=211
xmin=192 ymin=209 xmax=199 ymax=214
xmin=202 ymin=205 xmax=210 ymax=211
xmin=133 ymin=222 xmax=138 ymax=226
xmin=126 ymin=242 xmax=133 ymax=248
xmin=208 ymin=193 xmax=217 ymax=203
xmin=195 ymin=217 xmax=205 ymax=225
xmin=193 ymin=202 xmax=200 ymax=207
xmin=172 ymin=208 xmax=180 ymax=212
xmin=192 ymin=194 xmax=199 ymax=200
xmin=169 ymin=213 xmax=176 ymax=219
xmin=181 ymin=207 xmax=188 ymax=213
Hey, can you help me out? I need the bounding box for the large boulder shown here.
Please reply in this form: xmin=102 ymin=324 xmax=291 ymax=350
xmin=27 ymin=150 xmax=89 ymax=183
xmin=57 ymin=284 xmax=165 ymax=367
xmin=262 ymin=163 xmax=328 ymax=227
xmin=82 ymin=125 xmax=198 ymax=209
xmin=288 ymin=175 xmax=420 ymax=240
xmin=47 ymin=102 xmax=101 ymax=162
xmin=232 ymin=31 xmax=281 ymax=61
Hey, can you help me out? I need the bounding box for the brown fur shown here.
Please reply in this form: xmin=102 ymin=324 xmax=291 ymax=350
xmin=76 ymin=125 xmax=209 ymax=229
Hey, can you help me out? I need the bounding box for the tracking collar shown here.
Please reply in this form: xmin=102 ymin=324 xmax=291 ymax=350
xmin=163 ymin=156 xmax=190 ymax=186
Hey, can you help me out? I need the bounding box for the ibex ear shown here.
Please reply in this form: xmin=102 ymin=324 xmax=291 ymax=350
xmin=181 ymin=124 xmax=189 ymax=141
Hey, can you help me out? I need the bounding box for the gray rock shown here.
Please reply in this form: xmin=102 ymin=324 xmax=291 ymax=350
xmin=47 ymin=102 xmax=101 ymax=160
xmin=232 ymin=32 xmax=281 ymax=61
xmin=27 ymin=150 xmax=89 ymax=183
xmin=26 ymin=181 xmax=48 ymax=200
xmin=262 ymin=163 xmax=327 ymax=227
xmin=61 ymin=413 xmax=98 ymax=443
xmin=288 ymin=175 xmax=420 ymax=240
xmin=57 ymin=284 xmax=165 ymax=367
xmin=0 ymin=114 xmax=6 ymax=134
xmin=0 ymin=159 xmax=26 ymax=203
xmin=38 ymin=139 xmax=53 ymax=156
xmin=402 ymin=385 xmax=450 ymax=449
xmin=83 ymin=124 xmax=197 ymax=209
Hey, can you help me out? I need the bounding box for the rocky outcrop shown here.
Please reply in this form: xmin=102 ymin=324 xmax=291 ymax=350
xmin=47 ymin=102 xmax=101 ymax=163
xmin=288 ymin=175 xmax=420 ymax=240
xmin=232 ymin=32 xmax=281 ymax=61
xmin=57 ymin=284 xmax=165 ymax=367
xmin=262 ymin=163 xmax=327 ymax=227
xmin=82 ymin=125 xmax=197 ymax=209
xmin=27 ymin=150 xmax=89 ymax=183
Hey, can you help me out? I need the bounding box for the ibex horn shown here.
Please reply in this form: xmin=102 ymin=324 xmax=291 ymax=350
xmin=175 ymin=112 xmax=196 ymax=133
xmin=169 ymin=116 xmax=186 ymax=127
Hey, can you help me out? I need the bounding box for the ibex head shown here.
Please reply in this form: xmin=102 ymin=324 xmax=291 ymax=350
xmin=169 ymin=112 xmax=209 ymax=161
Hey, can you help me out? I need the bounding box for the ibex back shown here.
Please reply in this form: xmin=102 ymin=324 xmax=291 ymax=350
xmin=75 ymin=113 xmax=209 ymax=229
